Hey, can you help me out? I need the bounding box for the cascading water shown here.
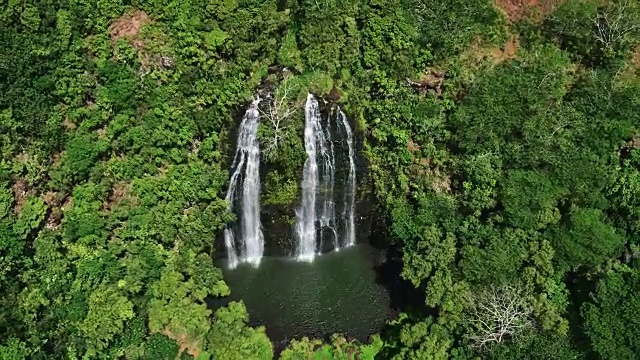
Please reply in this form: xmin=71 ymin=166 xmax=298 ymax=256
xmin=337 ymin=109 xmax=356 ymax=247
xmin=296 ymin=94 xmax=323 ymax=261
xmin=295 ymin=95 xmax=357 ymax=262
xmin=223 ymin=99 xmax=264 ymax=269
xmin=319 ymin=104 xmax=338 ymax=250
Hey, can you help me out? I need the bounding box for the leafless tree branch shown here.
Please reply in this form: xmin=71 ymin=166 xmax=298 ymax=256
xmin=467 ymin=285 xmax=533 ymax=349
xmin=592 ymin=0 xmax=640 ymax=49
xmin=259 ymin=75 xmax=302 ymax=156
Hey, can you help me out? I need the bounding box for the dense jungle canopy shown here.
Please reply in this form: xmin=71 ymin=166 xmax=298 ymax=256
xmin=1 ymin=0 xmax=639 ymax=359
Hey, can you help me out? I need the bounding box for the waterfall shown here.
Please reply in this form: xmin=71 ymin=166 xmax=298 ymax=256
xmin=295 ymin=95 xmax=357 ymax=262
xmin=295 ymin=94 xmax=323 ymax=261
xmin=319 ymin=104 xmax=338 ymax=250
xmin=223 ymin=100 xmax=264 ymax=269
xmin=337 ymin=109 xmax=356 ymax=247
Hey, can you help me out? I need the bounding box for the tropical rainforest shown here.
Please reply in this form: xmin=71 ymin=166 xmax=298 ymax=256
xmin=1 ymin=0 xmax=639 ymax=358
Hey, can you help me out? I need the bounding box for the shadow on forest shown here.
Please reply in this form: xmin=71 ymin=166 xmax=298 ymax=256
xmin=366 ymin=204 xmax=428 ymax=318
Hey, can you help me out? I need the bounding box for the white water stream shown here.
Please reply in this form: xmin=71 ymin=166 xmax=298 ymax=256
xmin=295 ymin=95 xmax=357 ymax=262
xmin=223 ymin=100 xmax=264 ymax=268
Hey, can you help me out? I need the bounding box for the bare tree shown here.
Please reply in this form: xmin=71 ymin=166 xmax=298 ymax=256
xmin=593 ymin=0 xmax=640 ymax=50
xmin=259 ymin=74 xmax=302 ymax=157
xmin=467 ymin=285 xmax=533 ymax=349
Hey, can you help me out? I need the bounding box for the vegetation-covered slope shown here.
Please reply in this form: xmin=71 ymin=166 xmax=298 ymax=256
xmin=0 ymin=0 xmax=638 ymax=359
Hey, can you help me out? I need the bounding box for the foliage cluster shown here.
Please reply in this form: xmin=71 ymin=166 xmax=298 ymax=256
xmin=1 ymin=0 xmax=639 ymax=359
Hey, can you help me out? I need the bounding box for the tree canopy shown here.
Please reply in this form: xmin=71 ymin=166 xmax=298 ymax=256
xmin=1 ymin=0 xmax=638 ymax=358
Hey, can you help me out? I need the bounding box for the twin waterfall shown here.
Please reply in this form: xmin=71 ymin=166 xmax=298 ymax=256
xmin=224 ymin=94 xmax=356 ymax=268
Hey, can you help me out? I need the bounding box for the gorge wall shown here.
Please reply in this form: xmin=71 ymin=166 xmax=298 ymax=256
xmin=219 ymin=93 xmax=379 ymax=263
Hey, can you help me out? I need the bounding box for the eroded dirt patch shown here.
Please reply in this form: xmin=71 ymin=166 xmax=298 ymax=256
xmin=628 ymin=136 xmax=640 ymax=149
xmin=407 ymin=139 xmax=420 ymax=153
xmin=463 ymin=35 xmax=520 ymax=67
xmin=495 ymin=0 xmax=563 ymax=21
xmin=43 ymin=191 xmax=63 ymax=230
xmin=108 ymin=10 xmax=174 ymax=73
xmin=52 ymin=151 xmax=64 ymax=166
xmin=14 ymin=152 xmax=30 ymax=164
xmin=12 ymin=179 xmax=31 ymax=216
xmin=406 ymin=68 xmax=445 ymax=97
xmin=161 ymin=328 xmax=201 ymax=358
xmin=489 ymin=35 xmax=519 ymax=63
xmin=97 ymin=126 xmax=107 ymax=139
xmin=104 ymin=181 xmax=137 ymax=211
xmin=109 ymin=11 xmax=150 ymax=43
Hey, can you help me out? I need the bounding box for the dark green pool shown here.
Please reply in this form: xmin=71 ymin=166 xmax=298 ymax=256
xmin=221 ymin=244 xmax=390 ymax=341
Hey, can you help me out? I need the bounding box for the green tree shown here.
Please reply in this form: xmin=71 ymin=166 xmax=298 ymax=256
xmin=380 ymin=314 xmax=454 ymax=360
xmin=582 ymin=268 xmax=640 ymax=359
xmin=547 ymin=208 xmax=624 ymax=270
xmin=80 ymin=285 xmax=135 ymax=356
xmin=488 ymin=331 xmax=581 ymax=360
xmin=206 ymin=301 xmax=273 ymax=360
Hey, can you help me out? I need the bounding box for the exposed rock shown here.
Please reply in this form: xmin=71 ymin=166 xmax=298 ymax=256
xmin=45 ymin=207 xmax=62 ymax=230
xmin=406 ymin=68 xmax=445 ymax=97
xmin=52 ymin=151 xmax=64 ymax=166
xmin=42 ymin=191 xmax=59 ymax=206
xmin=407 ymin=138 xmax=420 ymax=153
xmin=267 ymin=64 xmax=281 ymax=74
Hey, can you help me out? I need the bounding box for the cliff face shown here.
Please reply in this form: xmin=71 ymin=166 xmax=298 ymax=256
xmin=217 ymin=99 xmax=380 ymax=260
xmin=259 ymin=101 xmax=377 ymax=257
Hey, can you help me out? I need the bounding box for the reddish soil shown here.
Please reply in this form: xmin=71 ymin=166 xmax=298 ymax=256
xmin=161 ymin=328 xmax=201 ymax=358
xmin=109 ymin=11 xmax=150 ymax=43
xmin=489 ymin=35 xmax=520 ymax=62
xmin=108 ymin=10 xmax=170 ymax=70
xmin=495 ymin=0 xmax=562 ymax=21
xmin=504 ymin=36 xmax=519 ymax=57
